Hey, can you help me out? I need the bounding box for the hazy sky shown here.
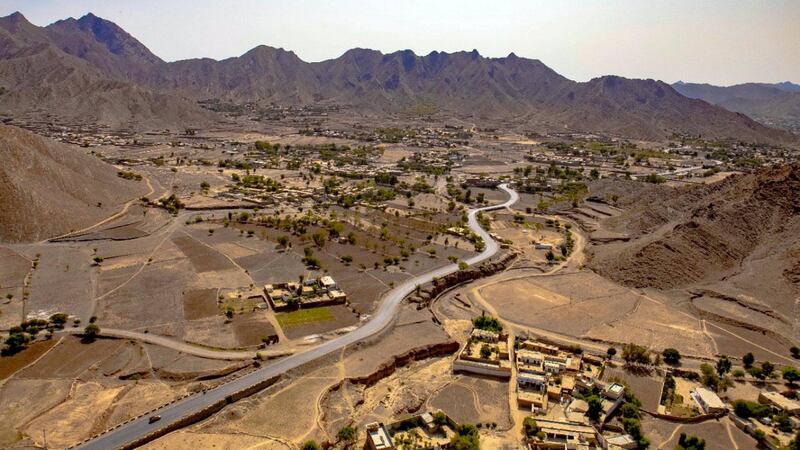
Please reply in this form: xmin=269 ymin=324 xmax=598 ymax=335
xmin=2 ymin=0 xmax=798 ymax=85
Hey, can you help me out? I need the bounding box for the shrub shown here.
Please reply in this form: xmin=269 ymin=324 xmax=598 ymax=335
xmin=337 ymin=426 xmax=356 ymax=442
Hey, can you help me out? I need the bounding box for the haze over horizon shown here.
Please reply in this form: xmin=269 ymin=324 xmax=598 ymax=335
xmin=1 ymin=0 xmax=798 ymax=87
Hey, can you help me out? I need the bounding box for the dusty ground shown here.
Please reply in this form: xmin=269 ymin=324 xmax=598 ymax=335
xmin=0 ymin=335 xmax=249 ymax=448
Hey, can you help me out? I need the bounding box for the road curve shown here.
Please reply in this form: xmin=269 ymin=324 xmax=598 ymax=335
xmin=75 ymin=184 xmax=518 ymax=450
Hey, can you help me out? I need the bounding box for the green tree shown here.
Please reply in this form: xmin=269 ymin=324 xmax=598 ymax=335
xmin=742 ymin=352 xmax=755 ymax=368
xmin=301 ymin=441 xmax=318 ymax=450
xmin=607 ymin=347 xmax=617 ymax=359
xmin=277 ymin=235 xmax=290 ymax=249
xmin=776 ymin=410 xmax=793 ymax=433
xmin=715 ymin=356 xmax=732 ymax=376
xmin=523 ymin=417 xmax=539 ymax=437
xmin=699 ymin=363 xmax=719 ymax=390
xmin=762 ymin=361 xmax=775 ymax=379
xmin=783 ymin=366 xmax=800 ymax=384
xmin=480 ymin=344 xmax=492 ymax=359
xmin=83 ymin=323 xmax=100 ymax=342
xmin=675 ymin=432 xmax=706 ymax=450
xmin=662 ymin=348 xmax=681 ymax=365
xmin=586 ymin=395 xmax=603 ymax=421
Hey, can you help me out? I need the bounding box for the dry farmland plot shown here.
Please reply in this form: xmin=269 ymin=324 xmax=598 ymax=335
xmin=94 ymin=340 xmax=148 ymax=377
xmin=477 ymin=272 xmax=637 ymax=336
xmin=172 ymin=235 xmax=235 ymax=272
xmin=586 ymin=297 xmax=714 ymax=357
xmin=99 ymin=261 xmax=191 ymax=329
xmin=183 ymin=288 xmax=219 ymax=320
xmin=0 ymin=339 xmax=58 ymax=380
xmin=429 ymin=382 xmax=482 ymax=424
xmin=101 ymin=381 xmax=185 ymax=425
xmin=17 ymin=336 xmax=125 ymax=379
xmin=706 ymin=320 xmax=793 ymax=363
xmin=693 ymin=295 xmax=795 ymax=339
xmin=158 ymin=353 xmax=246 ymax=378
xmin=182 ymin=316 xmax=243 ymax=349
xmin=455 ymin=376 xmax=512 ymax=428
xmin=231 ymin=312 xmax=277 ymax=347
xmin=235 ymin=250 xmax=307 ymax=286
xmin=26 ymin=245 xmax=94 ymax=319
xmin=602 ymin=366 xmax=664 ymax=412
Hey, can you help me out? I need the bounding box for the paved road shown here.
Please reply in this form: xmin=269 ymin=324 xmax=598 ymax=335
xmin=75 ymin=184 xmax=518 ymax=450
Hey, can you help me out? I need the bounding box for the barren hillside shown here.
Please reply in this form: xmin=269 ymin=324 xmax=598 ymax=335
xmin=588 ymin=165 xmax=800 ymax=299
xmin=0 ymin=125 xmax=146 ymax=242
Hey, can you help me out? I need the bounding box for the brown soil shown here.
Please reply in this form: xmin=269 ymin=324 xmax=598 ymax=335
xmin=0 ymin=339 xmax=58 ymax=380
xmin=183 ymin=288 xmax=219 ymax=320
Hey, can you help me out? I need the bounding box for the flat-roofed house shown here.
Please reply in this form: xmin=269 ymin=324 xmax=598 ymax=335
xmin=759 ymin=391 xmax=800 ymax=415
xmin=364 ymin=422 xmax=394 ymax=450
xmin=692 ymin=387 xmax=726 ymax=414
xmin=319 ymin=275 xmax=337 ymax=291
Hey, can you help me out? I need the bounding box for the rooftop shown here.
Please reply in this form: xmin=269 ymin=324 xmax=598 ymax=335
xmin=366 ymin=422 xmax=393 ymax=450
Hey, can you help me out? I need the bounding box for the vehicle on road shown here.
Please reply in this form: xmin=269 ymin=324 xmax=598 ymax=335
xmin=148 ymin=415 xmax=161 ymax=424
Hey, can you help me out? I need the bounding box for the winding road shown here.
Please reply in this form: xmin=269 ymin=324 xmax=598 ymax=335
xmin=75 ymin=184 xmax=519 ymax=450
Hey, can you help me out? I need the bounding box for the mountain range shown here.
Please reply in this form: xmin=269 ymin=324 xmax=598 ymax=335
xmin=0 ymin=11 xmax=796 ymax=145
xmin=673 ymin=81 xmax=800 ymax=132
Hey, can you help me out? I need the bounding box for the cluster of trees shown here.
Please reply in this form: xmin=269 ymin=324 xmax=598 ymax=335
xmin=560 ymin=225 xmax=575 ymax=257
xmin=472 ymin=315 xmax=503 ymax=333
xmin=338 ymin=187 xmax=396 ymax=207
xmin=2 ymin=314 xmax=100 ymax=355
xmin=158 ymin=194 xmax=184 ymax=215
xmin=642 ymin=173 xmax=667 ymax=184
xmin=218 ymin=159 xmax=252 ymax=170
xmin=234 ymin=174 xmax=282 ymax=192
xmin=449 ymin=424 xmax=480 ymax=450
xmin=622 ymin=343 xmax=651 ymax=365
xmin=302 ymin=247 xmax=321 ymax=269
xmin=117 ymin=170 xmax=143 ymax=181
xmin=618 ymin=389 xmax=650 ymax=449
